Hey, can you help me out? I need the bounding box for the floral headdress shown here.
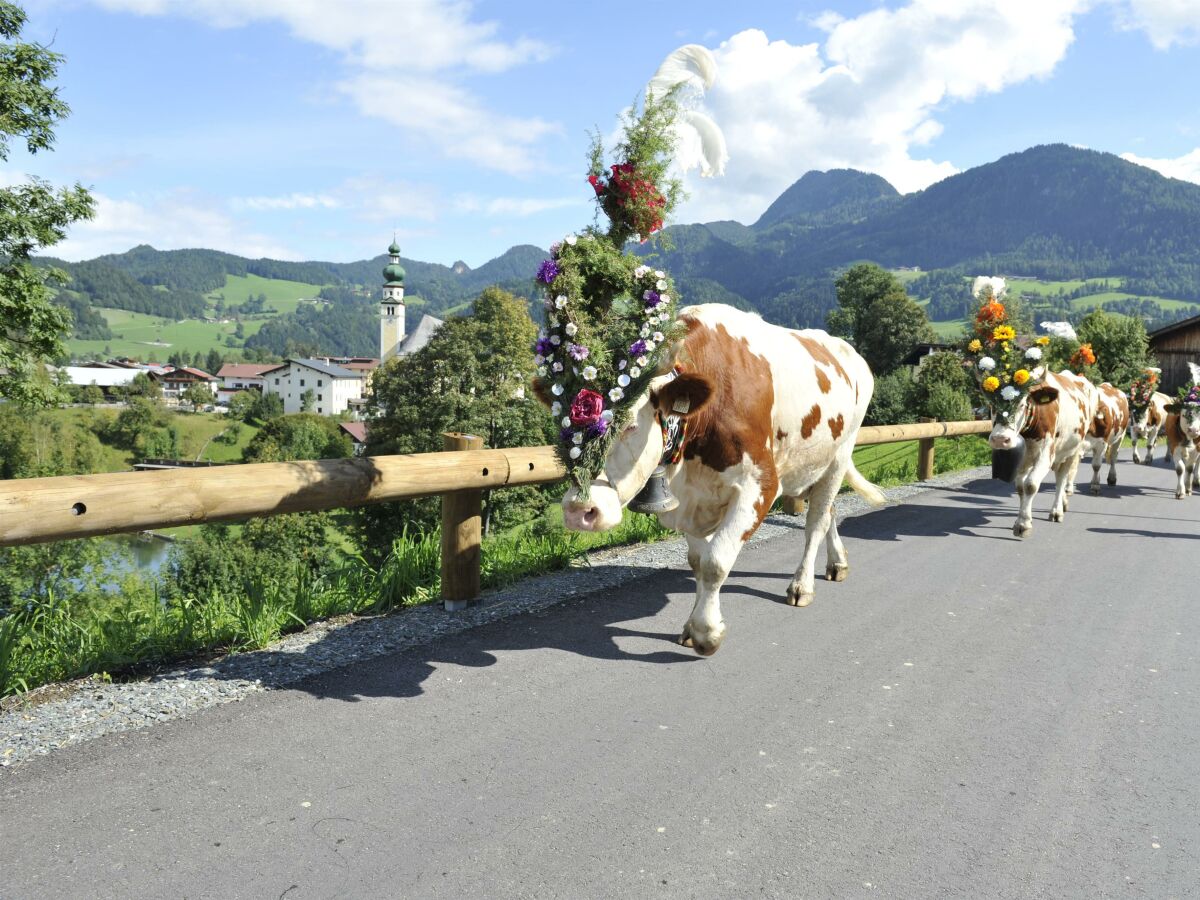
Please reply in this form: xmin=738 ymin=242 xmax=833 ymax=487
xmin=1167 ymin=362 xmax=1200 ymax=413
xmin=964 ymin=291 xmax=1046 ymax=420
xmin=532 ymin=46 xmax=726 ymax=495
xmin=1129 ymin=367 xmax=1161 ymax=409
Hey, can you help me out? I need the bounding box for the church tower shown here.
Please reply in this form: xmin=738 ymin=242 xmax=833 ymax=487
xmin=380 ymin=239 xmax=406 ymax=362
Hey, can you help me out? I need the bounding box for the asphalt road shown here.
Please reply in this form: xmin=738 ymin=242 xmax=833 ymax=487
xmin=2 ymin=453 xmax=1198 ymax=899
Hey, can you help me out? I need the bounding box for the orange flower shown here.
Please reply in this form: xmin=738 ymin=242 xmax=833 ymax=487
xmin=1013 ymin=369 xmax=1031 ymax=386
xmin=1071 ymin=343 xmax=1096 ymax=367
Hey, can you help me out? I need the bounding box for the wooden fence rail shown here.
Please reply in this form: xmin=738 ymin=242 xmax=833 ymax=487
xmin=0 ymin=418 xmax=992 ymax=608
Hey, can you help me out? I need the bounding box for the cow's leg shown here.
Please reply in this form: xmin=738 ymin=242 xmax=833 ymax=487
xmin=1106 ymin=436 xmax=1120 ymax=486
xmin=787 ymin=459 xmax=845 ymax=606
xmin=1049 ymin=455 xmax=1076 ymax=522
xmin=1173 ymin=449 xmax=1187 ymax=499
xmin=1146 ymin=427 xmax=1160 ymax=464
xmin=1014 ymin=445 xmax=1053 ymax=536
xmin=678 ymin=483 xmax=763 ymax=656
xmin=1088 ymin=437 xmax=1104 ymax=495
xmin=824 ymin=506 xmax=849 ymax=582
xmin=1131 ymin=428 xmax=1143 ymax=464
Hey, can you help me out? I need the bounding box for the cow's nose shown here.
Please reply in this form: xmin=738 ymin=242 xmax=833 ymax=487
xmin=563 ymin=503 xmax=601 ymax=531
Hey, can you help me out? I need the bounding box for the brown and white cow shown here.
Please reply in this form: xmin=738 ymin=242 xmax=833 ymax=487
xmin=556 ymin=303 xmax=885 ymax=656
xmin=1164 ymin=406 xmax=1200 ymax=499
xmin=1129 ymin=391 xmax=1172 ymax=464
xmin=988 ymin=369 xmax=1096 ymax=538
xmin=1085 ymin=383 xmax=1130 ymax=494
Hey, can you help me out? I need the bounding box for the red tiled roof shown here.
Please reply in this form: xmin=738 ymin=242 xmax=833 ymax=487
xmin=339 ymin=422 xmax=368 ymax=443
xmin=217 ymin=363 xmax=277 ymax=378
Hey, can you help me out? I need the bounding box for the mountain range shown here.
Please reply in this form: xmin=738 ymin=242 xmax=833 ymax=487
xmin=45 ymin=143 xmax=1200 ymax=352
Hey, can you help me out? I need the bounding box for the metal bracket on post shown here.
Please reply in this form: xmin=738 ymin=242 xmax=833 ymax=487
xmin=441 ymin=432 xmax=483 ymax=612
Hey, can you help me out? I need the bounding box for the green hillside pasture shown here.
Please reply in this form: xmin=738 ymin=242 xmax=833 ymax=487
xmin=1006 ymin=276 xmax=1106 ymax=297
xmin=68 ymin=308 xmax=266 ymax=361
xmin=207 ymin=273 xmax=331 ymax=316
xmin=930 ymin=319 xmax=966 ymax=339
xmin=1067 ymin=291 xmax=1196 ymax=311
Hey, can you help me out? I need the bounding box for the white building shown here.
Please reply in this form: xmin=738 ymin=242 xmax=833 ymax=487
xmin=214 ymin=362 xmax=277 ymax=404
xmin=380 ymin=239 xmax=406 ymax=362
xmin=262 ymin=358 xmax=367 ymax=416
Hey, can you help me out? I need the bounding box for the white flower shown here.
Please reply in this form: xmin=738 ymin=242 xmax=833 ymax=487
xmin=609 ymin=387 xmax=625 ymax=402
xmin=634 ymin=265 xmax=651 ymax=278
xmin=534 ymin=354 xmax=545 ymax=365
xmin=1024 ymin=347 xmax=1043 ymax=361
xmin=618 ymin=360 xmax=627 ymax=370
xmin=636 ymin=355 xmax=649 ymax=367
xmin=551 ymin=402 xmax=562 ymax=416
xmin=618 ymin=374 xmax=631 ymax=387
xmin=555 ymin=295 xmax=568 ymax=309
xmin=569 ymin=446 xmax=582 ymax=459
xmin=658 ymin=294 xmax=670 ymax=304
xmin=643 ymin=340 xmax=656 ymax=353
xmin=565 ymin=233 xmax=577 ymax=245
xmin=552 ymin=361 xmax=563 ymax=373
xmin=550 ymin=334 xmax=561 ymax=345
xmin=653 ymin=332 xmax=664 ymax=343
xmin=640 ymin=325 xmax=650 ymax=337
xmin=978 ymin=356 xmax=996 ymax=371
xmin=600 ymin=409 xmax=614 ymax=423
xmin=654 ymin=270 xmax=664 ymax=278
xmin=537 ymin=366 xmax=547 ymax=376
xmin=656 ymin=279 xmax=668 ymax=291
xmin=1000 ymin=385 xmax=1020 ymax=401
xmin=561 ymin=416 xmax=571 ymax=427
xmin=564 ymin=322 xmax=577 ymax=337
xmin=582 ymin=365 xmax=597 ymax=381
xmin=572 ymin=431 xmax=583 ymax=445
xmin=629 ymin=366 xmax=641 ymax=378
xmin=551 ymin=384 xmax=564 ymax=397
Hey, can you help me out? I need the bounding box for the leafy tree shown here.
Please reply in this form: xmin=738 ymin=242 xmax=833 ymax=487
xmin=231 ymin=389 xmax=282 ymax=426
xmin=81 ymin=383 xmax=104 ymax=406
xmin=300 ymin=388 xmax=316 ymax=413
xmin=181 ymin=382 xmax=212 ymax=412
xmin=352 ymin=287 xmax=554 ymax=558
xmin=206 ymin=348 xmax=223 ymax=375
xmin=829 ymin=264 xmax=936 ymax=375
xmin=1076 ymin=309 xmax=1153 ymax=388
xmin=127 ymin=370 xmax=162 ymax=400
xmin=865 ymin=370 xmax=918 ymax=426
xmin=914 ymin=351 xmax=974 ymax=420
xmin=110 ymin=396 xmax=164 ymax=450
xmin=0 ymin=2 xmax=95 ymax=406
xmin=241 ymin=413 xmax=351 ymax=463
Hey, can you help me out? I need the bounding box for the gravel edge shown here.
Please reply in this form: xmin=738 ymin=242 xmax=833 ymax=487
xmin=1 ymin=466 xmax=989 ymax=771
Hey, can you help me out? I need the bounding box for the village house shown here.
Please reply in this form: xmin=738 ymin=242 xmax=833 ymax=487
xmin=339 ymin=421 xmax=368 ymax=456
xmin=149 ymin=366 xmax=218 ymax=402
xmin=214 ymin=362 xmax=277 ymax=404
xmin=261 ymin=358 xmax=367 ymax=416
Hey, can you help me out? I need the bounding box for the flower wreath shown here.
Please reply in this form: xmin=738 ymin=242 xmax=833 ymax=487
xmin=531 ymin=46 xmax=726 ymax=496
xmin=964 ymin=297 xmax=1047 ymax=420
xmin=1129 ymin=367 xmax=1161 ymax=410
xmin=1166 ymin=363 xmax=1200 ymax=414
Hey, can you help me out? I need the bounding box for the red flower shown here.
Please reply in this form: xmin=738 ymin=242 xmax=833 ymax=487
xmin=587 ymin=174 xmax=605 ymax=197
xmin=569 ymin=388 xmax=605 ymax=426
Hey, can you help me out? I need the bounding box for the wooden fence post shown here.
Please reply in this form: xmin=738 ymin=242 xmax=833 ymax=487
xmin=917 ymin=417 xmax=936 ymax=481
xmin=441 ymin=432 xmax=483 ymax=611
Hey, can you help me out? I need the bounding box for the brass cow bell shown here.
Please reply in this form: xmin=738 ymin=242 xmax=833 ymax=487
xmin=629 ymin=466 xmax=679 ymax=514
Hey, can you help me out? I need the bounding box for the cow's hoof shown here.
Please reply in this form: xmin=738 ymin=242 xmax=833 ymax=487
xmin=1108 ymin=474 xmax=1117 ymax=486
xmin=678 ymin=623 xmax=723 ymax=657
xmin=1013 ymin=522 xmax=1031 ymax=539
xmin=1089 ymin=484 xmax=1101 ymax=496
xmin=826 ymin=563 xmax=849 ymax=583
xmin=1176 ymin=491 xmax=1185 ymax=500
xmin=1049 ymin=509 xmax=1064 ymax=523
xmin=785 ymin=585 xmax=814 ymax=607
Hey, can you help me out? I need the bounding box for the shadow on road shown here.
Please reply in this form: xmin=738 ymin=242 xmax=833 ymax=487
xmin=1087 ymin=526 xmax=1200 ymax=541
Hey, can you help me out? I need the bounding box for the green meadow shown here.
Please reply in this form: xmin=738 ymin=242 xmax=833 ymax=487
xmin=206 ymin=273 xmax=329 ymax=315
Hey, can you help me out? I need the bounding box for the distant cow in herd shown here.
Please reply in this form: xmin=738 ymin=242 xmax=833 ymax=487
xmin=1165 ymin=405 xmax=1200 ymax=499
xmin=1129 ymin=391 xmax=1172 ymax=464
xmin=552 ymin=304 xmax=884 ymax=656
xmin=1085 ymin=383 xmax=1130 ymax=495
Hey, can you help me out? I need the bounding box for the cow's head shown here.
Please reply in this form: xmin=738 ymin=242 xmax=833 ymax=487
xmin=1176 ymin=404 xmax=1200 ymax=442
xmin=537 ymin=372 xmax=712 ymax=532
xmin=989 ymin=384 xmax=1057 ymax=450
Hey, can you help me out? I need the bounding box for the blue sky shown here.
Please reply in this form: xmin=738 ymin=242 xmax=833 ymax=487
xmin=5 ymin=0 xmax=1199 ymax=267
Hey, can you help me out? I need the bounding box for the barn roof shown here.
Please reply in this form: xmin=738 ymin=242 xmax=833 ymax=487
xmin=1148 ymin=312 xmax=1200 ymax=341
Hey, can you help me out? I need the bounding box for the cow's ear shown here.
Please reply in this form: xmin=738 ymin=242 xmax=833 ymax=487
xmin=1029 ymin=385 xmax=1058 ymax=405
xmin=530 ymin=377 xmax=553 ymax=408
xmin=652 ymin=372 xmax=713 ymax=419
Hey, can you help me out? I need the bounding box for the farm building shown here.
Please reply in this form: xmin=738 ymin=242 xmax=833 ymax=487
xmin=1147 ymin=313 xmax=1200 ymax=391
xmin=261 ymin=358 xmax=367 ymax=416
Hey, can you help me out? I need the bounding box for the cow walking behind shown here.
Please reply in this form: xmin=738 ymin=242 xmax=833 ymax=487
xmin=989 ymin=370 xmax=1096 ymax=537
xmin=557 ymin=304 xmax=885 ymax=655
xmin=1085 ymin=383 xmax=1130 ymax=494
xmin=1129 ymin=391 xmax=1171 ymax=464
xmin=1165 ymin=406 xmax=1200 ymax=498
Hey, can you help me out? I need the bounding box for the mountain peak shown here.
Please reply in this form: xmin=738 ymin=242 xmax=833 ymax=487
xmin=754 ymin=169 xmax=899 ymax=230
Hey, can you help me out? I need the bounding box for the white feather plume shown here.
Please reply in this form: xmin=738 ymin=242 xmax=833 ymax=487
xmin=645 ymin=44 xmax=727 ymax=178
xmin=972 ymin=276 xmax=1007 ymax=299
xmin=1188 ymin=361 xmax=1200 ymax=384
xmin=1040 ymin=321 xmax=1078 ymax=341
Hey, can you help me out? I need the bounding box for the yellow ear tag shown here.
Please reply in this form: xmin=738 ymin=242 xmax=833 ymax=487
xmin=672 ymin=397 xmax=691 ymax=414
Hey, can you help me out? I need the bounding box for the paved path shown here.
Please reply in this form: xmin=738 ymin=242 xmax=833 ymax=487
xmin=2 ymin=453 xmax=1198 ymax=899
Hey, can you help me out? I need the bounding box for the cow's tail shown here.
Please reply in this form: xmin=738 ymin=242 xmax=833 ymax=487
xmin=845 ymin=459 xmax=887 ymax=506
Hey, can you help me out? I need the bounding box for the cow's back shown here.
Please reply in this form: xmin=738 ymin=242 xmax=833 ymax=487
xmin=1043 ymin=371 xmax=1092 ymax=466
xmin=1094 ymin=382 xmax=1130 ymax=438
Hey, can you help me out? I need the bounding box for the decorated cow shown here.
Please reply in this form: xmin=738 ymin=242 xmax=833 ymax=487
xmin=1084 ymin=382 xmax=1130 ymax=494
xmin=530 ymin=48 xmax=884 ymax=656
xmin=966 ymin=309 xmax=1096 ymax=537
xmin=1164 ymin=368 xmax=1200 ymax=499
xmin=1128 ymin=368 xmax=1171 ymax=464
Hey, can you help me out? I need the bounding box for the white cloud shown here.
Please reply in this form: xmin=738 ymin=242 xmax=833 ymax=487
xmin=676 ymin=2 xmax=1088 ymax=225
xmin=1120 ymin=147 xmax=1200 ymax=184
xmin=53 ymin=190 xmax=303 ymax=260
xmin=453 ymin=194 xmax=581 ymax=217
xmin=231 ymin=192 xmax=339 ymax=211
xmin=1113 ymin=0 xmax=1200 ymax=49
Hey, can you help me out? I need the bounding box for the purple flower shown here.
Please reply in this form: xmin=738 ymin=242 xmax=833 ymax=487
xmin=536 ymin=259 xmax=560 ymax=284
xmin=629 ymin=339 xmax=648 ymax=357
xmin=534 ymin=337 xmax=554 ymax=356
xmin=568 ymin=343 xmax=589 ymax=361
xmin=643 ymin=290 xmax=662 ymax=309
xmin=586 ymin=420 xmax=609 ymax=439
xmin=559 ymin=427 xmax=575 ymax=444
